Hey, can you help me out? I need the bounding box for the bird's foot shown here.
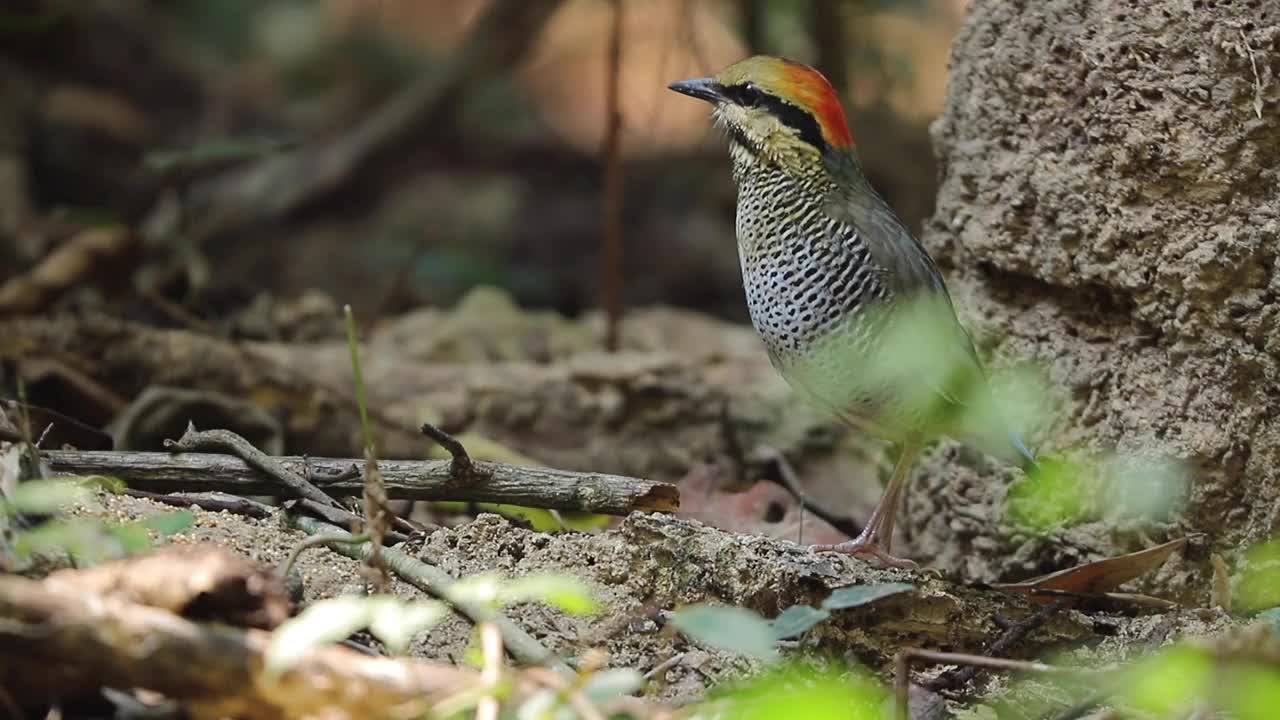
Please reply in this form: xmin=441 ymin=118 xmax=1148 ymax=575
xmin=809 ymin=539 xmax=918 ymax=570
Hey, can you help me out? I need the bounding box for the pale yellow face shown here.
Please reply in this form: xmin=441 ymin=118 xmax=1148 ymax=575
xmin=681 ymin=56 xmax=854 ymax=174
xmin=713 ymin=100 xmax=822 ymax=173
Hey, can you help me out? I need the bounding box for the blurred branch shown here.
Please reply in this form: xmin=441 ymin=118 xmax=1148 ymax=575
xmin=599 ymin=0 xmax=625 ymax=351
xmin=288 ymin=516 xmax=574 ymax=674
xmin=0 ymin=573 xmax=478 ymax=718
xmin=183 ymin=0 xmax=564 ymax=246
xmin=812 ymin=0 xmax=849 ymax=94
xmin=739 ymin=0 xmax=767 ymax=54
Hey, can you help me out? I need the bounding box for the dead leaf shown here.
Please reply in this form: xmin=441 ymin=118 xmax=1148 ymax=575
xmin=676 ymin=462 xmax=847 ymax=546
xmin=0 ymin=226 xmax=138 ymax=316
xmin=993 ymin=535 xmax=1199 ymax=606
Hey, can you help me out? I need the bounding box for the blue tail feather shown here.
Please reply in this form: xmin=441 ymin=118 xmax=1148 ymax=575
xmin=1010 ymin=431 xmax=1037 ymax=473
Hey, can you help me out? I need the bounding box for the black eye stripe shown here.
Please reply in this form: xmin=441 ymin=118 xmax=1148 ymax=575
xmin=725 ymin=82 xmax=827 ymax=151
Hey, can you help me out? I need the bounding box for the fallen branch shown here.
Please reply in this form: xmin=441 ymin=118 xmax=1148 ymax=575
xmin=45 ymin=448 xmax=679 ymax=516
xmin=182 ymin=0 xmax=563 ymax=245
xmin=0 ymin=573 xmax=493 ymax=719
xmin=40 ymin=544 xmax=290 ymax=630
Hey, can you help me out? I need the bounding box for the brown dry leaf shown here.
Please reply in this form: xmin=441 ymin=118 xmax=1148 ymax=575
xmin=42 ymin=85 xmax=150 ymax=143
xmin=676 ymin=462 xmax=848 ymax=546
xmin=992 ymin=535 xmax=1198 ymax=606
xmin=0 ymin=226 xmax=138 ymax=316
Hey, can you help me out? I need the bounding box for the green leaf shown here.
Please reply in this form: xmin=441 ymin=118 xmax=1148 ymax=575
xmin=1236 ymin=539 xmax=1280 ymax=613
xmin=11 ymin=518 xmax=101 ymax=562
xmin=266 ymin=596 xmax=374 ymax=674
xmin=700 ymin=663 xmax=887 ymax=720
xmin=137 ymin=510 xmax=196 ymax=536
xmin=770 ymin=605 xmax=831 ymax=640
xmin=581 ymin=668 xmax=643 ymax=703
xmin=1121 ymin=645 xmax=1211 ymax=717
xmin=108 ymin=524 xmax=153 ymax=555
xmin=1222 ymin=661 xmax=1280 ymax=720
xmin=1005 ymin=457 xmax=1090 ymax=532
xmin=670 ymin=605 xmax=778 ymax=661
xmin=499 ymin=574 xmax=598 ymax=615
xmin=449 ymin=572 xmax=504 ymax=608
xmin=367 ymin=597 xmax=448 ymax=654
xmin=822 ymin=582 xmax=914 ymax=610
xmin=516 ymin=688 xmax=560 ymax=720
xmin=2 ymin=479 xmax=92 ymax=515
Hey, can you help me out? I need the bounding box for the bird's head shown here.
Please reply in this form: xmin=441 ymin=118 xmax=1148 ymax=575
xmin=668 ymin=56 xmax=853 ymax=174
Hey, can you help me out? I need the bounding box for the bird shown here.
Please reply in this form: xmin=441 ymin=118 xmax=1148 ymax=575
xmin=668 ymin=56 xmax=1035 ymax=568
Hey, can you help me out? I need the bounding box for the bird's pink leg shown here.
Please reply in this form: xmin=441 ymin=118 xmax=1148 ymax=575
xmin=811 ymin=442 xmax=921 ymax=569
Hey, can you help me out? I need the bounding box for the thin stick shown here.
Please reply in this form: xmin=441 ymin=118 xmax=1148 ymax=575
xmin=279 ymin=533 xmax=370 ymax=579
xmin=477 ymin=622 xmax=503 ymax=720
xmin=754 ymin=444 xmax=863 ymax=540
xmin=896 ymin=649 xmax=1061 ymax=720
xmin=643 ymin=652 xmax=687 ymax=681
xmin=124 ymin=489 xmax=275 ymax=519
xmin=343 ymin=305 xmax=375 ymax=453
xmin=287 ymin=515 xmax=572 ymax=675
xmin=421 ymin=421 xmax=475 ymax=478
xmin=522 ymin=667 xmax=606 ymax=720
xmin=599 ymin=0 xmax=625 ymax=350
xmin=345 ymin=305 xmax=389 ymax=590
xmin=925 ymin=599 xmax=1067 ymax=693
xmin=164 ymin=424 xmax=342 ymax=511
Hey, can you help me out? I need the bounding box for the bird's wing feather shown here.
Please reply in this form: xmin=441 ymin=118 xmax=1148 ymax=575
xmin=818 ymin=150 xmax=1035 ymax=467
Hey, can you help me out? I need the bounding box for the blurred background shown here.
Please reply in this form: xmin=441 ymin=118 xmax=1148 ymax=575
xmin=0 ymin=0 xmax=966 ymax=330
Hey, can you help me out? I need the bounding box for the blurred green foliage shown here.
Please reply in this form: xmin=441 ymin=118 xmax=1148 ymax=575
xmin=1120 ymin=643 xmax=1280 ymax=720
xmin=1005 ymin=457 xmax=1089 ymax=532
xmin=672 ymin=604 xmax=780 ymax=661
xmin=2 ymin=477 xmax=193 ymax=569
xmin=1236 ymin=538 xmax=1280 ymax=613
xmin=694 ymin=663 xmax=887 ymax=720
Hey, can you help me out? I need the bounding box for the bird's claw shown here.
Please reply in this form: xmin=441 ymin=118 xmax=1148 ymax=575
xmin=809 ymin=540 xmax=919 ymax=570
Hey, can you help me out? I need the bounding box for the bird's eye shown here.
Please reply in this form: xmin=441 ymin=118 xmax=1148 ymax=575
xmin=737 ymin=83 xmax=766 ymax=108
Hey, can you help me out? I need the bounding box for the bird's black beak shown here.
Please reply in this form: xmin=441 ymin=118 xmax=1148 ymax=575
xmin=667 ymin=77 xmax=725 ymax=104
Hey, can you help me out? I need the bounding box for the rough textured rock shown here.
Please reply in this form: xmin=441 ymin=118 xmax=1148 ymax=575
xmin=908 ymin=0 xmax=1280 ymax=597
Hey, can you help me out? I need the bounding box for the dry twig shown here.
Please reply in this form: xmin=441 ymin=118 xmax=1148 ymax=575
xmin=124 ymin=488 xmax=276 ymax=519
xmin=164 ymin=424 xmax=341 ymax=510
xmin=421 ymin=421 xmax=475 ymax=478
xmin=183 ymin=0 xmax=564 ymax=245
xmin=0 ymin=573 xmax=483 ymax=719
xmin=288 ymin=515 xmax=573 ymax=675
xmin=925 ymin=599 xmax=1068 ymax=694
xmin=599 ymin=0 xmax=625 ymax=351
xmin=896 ymin=649 xmax=1066 ymax=720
